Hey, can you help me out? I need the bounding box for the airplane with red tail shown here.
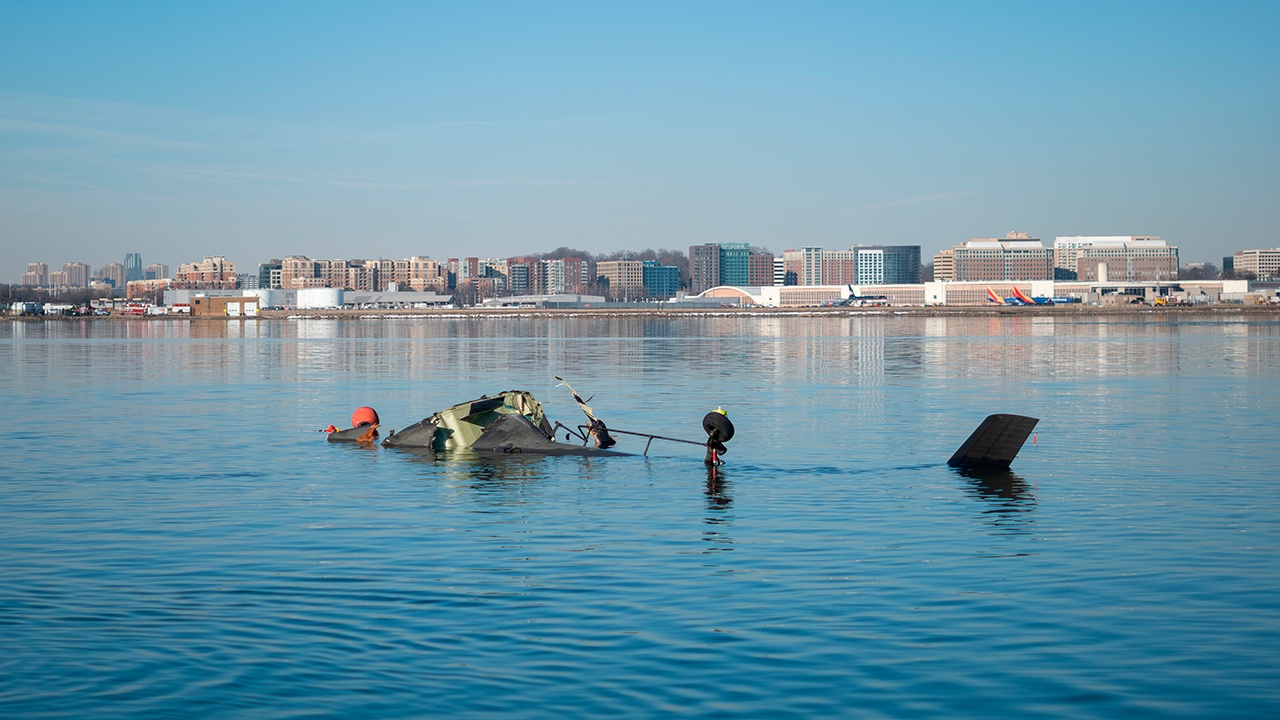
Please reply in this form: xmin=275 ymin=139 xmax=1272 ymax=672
xmin=988 ymin=286 xmax=1054 ymax=306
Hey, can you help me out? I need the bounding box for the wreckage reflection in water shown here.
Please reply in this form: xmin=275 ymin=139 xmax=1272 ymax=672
xmin=2 ymin=315 xmax=1280 ymax=718
xmin=954 ymin=467 xmax=1038 ymax=536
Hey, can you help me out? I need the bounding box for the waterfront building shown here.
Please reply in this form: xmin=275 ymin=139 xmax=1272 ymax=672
xmin=947 ymin=234 xmax=1053 ymax=282
xmin=774 ymin=256 xmax=786 ymax=286
xmin=642 ymin=261 xmax=680 ymax=299
xmin=689 ymin=245 xmax=720 ymax=294
xmin=547 ymin=257 xmax=585 ymax=295
xmin=363 ymin=259 xmax=394 ymax=291
xmin=175 ymin=256 xmax=237 ymax=289
xmin=747 ymin=252 xmax=775 ymax=287
xmin=124 ymin=253 xmax=143 ymax=282
xmin=689 ymin=242 xmax=771 ymax=293
xmin=1232 ymin=249 xmax=1280 ymax=279
xmin=779 ymin=245 xmax=921 ymax=285
xmin=280 ymin=256 xmax=320 ymax=289
xmin=258 ymin=260 xmax=283 ymax=289
xmin=345 ymin=265 xmax=376 ymax=292
xmin=1054 ymin=236 xmax=1177 ymax=281
xmin=817 ymin=249 xmax=858 ymax=284
xmin=932 ymin=248 xmax=955 ymax=282
xmin=780 ymin=247 xmax=821 ymax=285
xmin=318 ymin=259 xmax=349 ymax=289
xmin=21 ymin=262 xmax=48 ymax=286
xmin=718 ymin=243 xmax=750 ymax=286
xmin=126 ymin=278 xmax=172 ymax=300
xmin=506 ymin=259 xmax=534 ymax=295
xmin=404 ymin=256 xmax=444 ymax=292
xmin=596 ymin=260 xmax=645 ymax=297
xmin=542 ymin=259 xmax=567 ymax=295
xmin=855 ymin=245 xmax=921 ymax=284
xmin=559 ymin=257 xmax=589 ymax=294
xmin=695 ymin=277 xmax=1249 ymax=308
xmin=697 ymin=283 xmax=927 ymax=308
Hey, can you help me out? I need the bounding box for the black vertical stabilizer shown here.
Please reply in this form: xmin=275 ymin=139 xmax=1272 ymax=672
xmin=947 ymin=414 xmax=1039 ymax=470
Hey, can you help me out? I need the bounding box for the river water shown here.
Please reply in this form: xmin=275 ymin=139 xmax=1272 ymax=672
xmin=2 ymin=313 xmax=1278 ymax=718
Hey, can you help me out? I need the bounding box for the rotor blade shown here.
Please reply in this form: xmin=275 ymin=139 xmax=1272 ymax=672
xmin=554 ymin=376 xmax=601 ymax=423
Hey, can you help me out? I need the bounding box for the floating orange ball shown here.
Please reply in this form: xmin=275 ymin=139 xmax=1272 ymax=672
xmin=351 ymin=406 xmax=380 ymax=427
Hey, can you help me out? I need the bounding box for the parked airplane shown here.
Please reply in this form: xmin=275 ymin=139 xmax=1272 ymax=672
xmin=823 ymin=288 xmax=890 ymax=307
xmin=1010 ymin=287 xmax=1054 ymax=305
xmin=988 ymin=287 xmax=1053 ymax=305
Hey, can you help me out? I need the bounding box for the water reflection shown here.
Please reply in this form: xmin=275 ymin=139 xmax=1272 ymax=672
xmin=954 ymin=467 xmax=1037 ymax=535
xmin=702 ymin=466 xmax=734 ymax=553
xmin=705 ymin=465 xmax=732 ymax=513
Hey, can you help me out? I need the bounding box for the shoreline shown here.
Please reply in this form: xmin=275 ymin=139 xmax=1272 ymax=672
xmin=6 ymin=304 xmax=1280 ymax=321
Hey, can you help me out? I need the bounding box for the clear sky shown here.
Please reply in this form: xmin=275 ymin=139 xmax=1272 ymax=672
xmin=2 ymin=0 xmax=1277 ymax=281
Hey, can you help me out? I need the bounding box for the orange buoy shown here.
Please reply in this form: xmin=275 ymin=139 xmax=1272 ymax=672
xmin=352 ymin=406 xmax=380 ymax=428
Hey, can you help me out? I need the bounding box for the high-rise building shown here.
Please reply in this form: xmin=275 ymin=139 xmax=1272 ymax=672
xmin=405 ymin=256 xmax=443 ymax=292
xmin=949 ymin=235 xmax=1053 ymax=282
xmin=932 ymin=248 xmax=956 ymax=282
xmin=689 ymin=245 xmax=721 ymax=294
xmin=642 ymin=261 xmax=680 ymax=299
xmin=280 ymin=256 xmax=320 ymax=288
xmin=1231 ymin=249 xmax=1280 ymax=279
xmin=854 ymin=245 xmax=921 ymax=284
xmin=507 ymin=260 xmax=533 ymax=295
xmin=20 ymin=262 xmax=48 ymax=286
xmin=142 ymin=263 xmax=168 ymax=281
xmin=689 ymin=242 xmax=767 ymax=292
xmin=718 ymin=243 xmax=750 ymax=286
xmin=558 ymin=257 xmax=589 ymax=294
xmin=258 ymin=260 xmax=282 ymax=289
xmin=781 ymin=248 xmax=812 ymax=285
xmin=99 ymin=262 xmax=126 ymax=288
xmin=816 ymin=249 xmax=858 ymax=284
xmin=747 ymin=252 xmax=776 ymax=286
xmin=779 ymin=246 xmax=920 ymax=286
xmin=1053 ymin=236 xmax=1176 ymax=281
xmin=175 ymin=256 xmax=237 ymax=289
xmin=596 ymin=260 xmax=645 ymax=297
xmin=62 ymin=262 xmax=91 ymax=286
xmin=124 ymin=253 xmax=143 ymax=282
xmin=542 ymin=258 xmax=567 ymax=295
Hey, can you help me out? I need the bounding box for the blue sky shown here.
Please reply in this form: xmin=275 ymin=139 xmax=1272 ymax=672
xmin=2 ymin=0 xmax=1277 ymax=280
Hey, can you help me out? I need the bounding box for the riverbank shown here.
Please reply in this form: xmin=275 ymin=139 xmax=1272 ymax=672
xmin=7 ymin=304 xmax=1280 ymax=321
xmin=263 ymin=304 xmax=1280 ymax=320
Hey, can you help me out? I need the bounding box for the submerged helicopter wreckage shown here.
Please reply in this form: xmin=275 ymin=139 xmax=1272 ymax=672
xmin=327 ymin=376 xmax=1036 ymax=471
xmin=328 ymin=377 xmax=736 ymax=465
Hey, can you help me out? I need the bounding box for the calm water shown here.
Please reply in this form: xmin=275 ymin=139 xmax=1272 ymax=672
xmin=2 ymin=313 xmax=1278 ymax=718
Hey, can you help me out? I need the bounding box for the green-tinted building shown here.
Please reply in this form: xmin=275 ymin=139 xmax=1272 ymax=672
xmin=642 ymin=261 xmax=680 ymax=299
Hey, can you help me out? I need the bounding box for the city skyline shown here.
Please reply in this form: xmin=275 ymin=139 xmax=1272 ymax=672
xmin=3 ymin=2 xmax=1277 ymax=282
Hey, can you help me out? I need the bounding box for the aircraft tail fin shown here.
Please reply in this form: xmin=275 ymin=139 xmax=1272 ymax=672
xmin=986 ymin=287 xmax=1005 ymax=304
xmin=948 ymin=414 xmax=1039 ymax=471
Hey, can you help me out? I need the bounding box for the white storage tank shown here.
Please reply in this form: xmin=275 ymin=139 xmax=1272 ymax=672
xmin=296 ymin=288 xmax=344 ymax=309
